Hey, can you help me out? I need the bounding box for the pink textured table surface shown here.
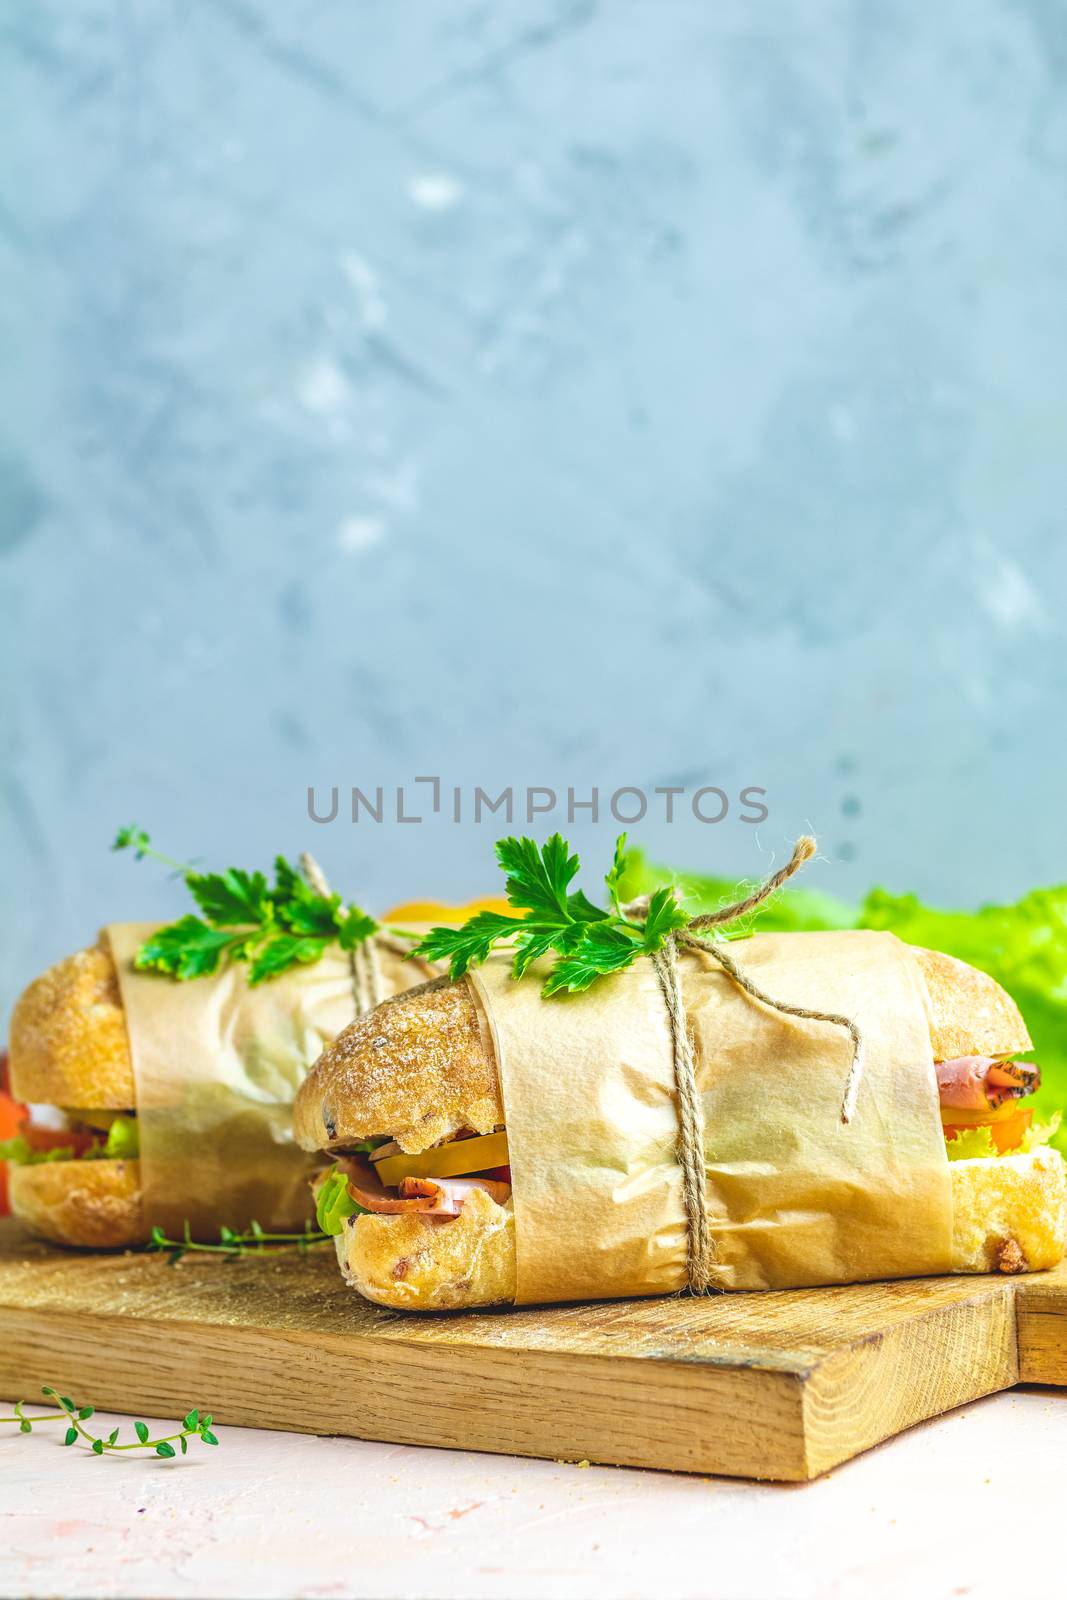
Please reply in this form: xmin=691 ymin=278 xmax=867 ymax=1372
xmin=1 ymin=1387 xmax=1062 ymax=1600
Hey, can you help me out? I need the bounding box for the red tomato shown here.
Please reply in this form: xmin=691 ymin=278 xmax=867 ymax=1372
xmin=0 ymin=1052 xmax=27 ymax=1217
xmin=18 ymin=1121 xmax=96 ymax=1157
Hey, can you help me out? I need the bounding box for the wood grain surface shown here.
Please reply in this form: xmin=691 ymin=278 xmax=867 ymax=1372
xmin=1 ymin=1218 xmax=1064 ymax=1480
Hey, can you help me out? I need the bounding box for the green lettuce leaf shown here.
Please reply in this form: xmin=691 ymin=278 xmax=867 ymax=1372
xmin=83 ymin=1115 xmax=140 ymax=1161
xmin=314 ymin=1170 xmax=366 ymax=1236
xmin=945 ymin=1112 xmax=1061 ymax=1161
xmin=0 ymin=1135 xmax=77 ymax=1166
xmin=944 ymin=1124 xmax=999 ymax=1161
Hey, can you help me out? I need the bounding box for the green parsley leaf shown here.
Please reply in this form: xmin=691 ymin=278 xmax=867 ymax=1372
xmin=135 ymin=1421 xmax=149 ymax=1443
xmin=272 ymin=855 xmax=301 ymax=896
xmin=112 ymin=824 xmax=152 ymax=857
xmin=135 ymin=917 xmax=241 ymax=980
xmin=123 ymin=835 xmax=393 ymax=986
xmin=272 ymin=875 xmax=341 ymax=937
xmin=411 ymin=833 xmax=694 ymax=997
xmin=156 ymin=1441 xmax=176 ymax=1458
xmin=187 ymin=868 xmax=271 ymax=927
xmin=639 ymin=886 xmax=689 ymax=951
xmin=247 ymin=932 xmax=329 ymax=986
xmin=511 ymin=919 xmax=591 ymax=979
xmin=497 ymin=834 xmax=580 ymax=920
xmin=604 ymin=833 xmax=629 ymax=915
xmin=542 ymin=923 xmax=644 ymax=996
xmin=417 ymin=911 xmax=524 ymax=979
xmin=336 ymin=907 xmax=379 ymax=950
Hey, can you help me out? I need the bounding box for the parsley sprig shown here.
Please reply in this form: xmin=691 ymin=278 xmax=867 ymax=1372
xmin=148 ymin=1219 xmax=331 ymax=1264
xmin=113 ymin=825 xmax=380 ymax=985
xmin=2 ymin=1386 xmax=218 ymax=1457
xmin=413 ymin=833 xmax=690 ymax=996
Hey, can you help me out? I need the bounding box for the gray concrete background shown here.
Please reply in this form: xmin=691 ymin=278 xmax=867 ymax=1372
xmin=2 ymin=1 xmax=1066 ymax=1011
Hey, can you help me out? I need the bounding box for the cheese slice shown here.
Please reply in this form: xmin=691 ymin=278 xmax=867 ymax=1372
xmin=371 ymin=1130 xmax=509 ymax=1187
xmin=939 ymin=1100 xmax=1030 ymax=1128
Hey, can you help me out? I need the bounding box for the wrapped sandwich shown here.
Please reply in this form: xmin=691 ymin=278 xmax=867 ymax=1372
xmin=3 ymin=840 xmax=443 ymax=1248
xmin=6 ymin=932 xmax=424 ymax=1248
xmin=295 ymin=837 xmax=1067 ymax=1311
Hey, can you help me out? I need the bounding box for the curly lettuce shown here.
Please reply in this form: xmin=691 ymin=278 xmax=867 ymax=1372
xmin=945 ymin=1113 xmax=1062 ymax=1162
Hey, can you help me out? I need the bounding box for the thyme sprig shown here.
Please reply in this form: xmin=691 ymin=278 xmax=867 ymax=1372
xmin=2 ymin=1386 xmax=218 ymax=1457
xmin=148 ymin=1219 xmax=331 ymax=1264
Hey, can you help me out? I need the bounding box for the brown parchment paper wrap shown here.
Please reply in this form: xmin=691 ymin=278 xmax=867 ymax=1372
xmin=469 ymin=929 xmax=953 ymax=1303
xmin=107 ymin=924 xmax=418 ymax=1238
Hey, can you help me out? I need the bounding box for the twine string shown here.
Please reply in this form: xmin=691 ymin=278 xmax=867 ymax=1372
xmin=299 ymin=852 xmax=383 ymax=1017
xmin=629 ymin=836 xmax=865 ymax=1294
xmin=650 ymin=940 xmax=713 ymax=1293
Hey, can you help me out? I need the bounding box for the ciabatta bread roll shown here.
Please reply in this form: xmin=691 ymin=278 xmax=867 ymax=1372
xmin=295 ymin=949 xmax=1067 ymax=1309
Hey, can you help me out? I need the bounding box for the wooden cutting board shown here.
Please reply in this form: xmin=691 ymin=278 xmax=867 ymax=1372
xmin=1 ymin=1216 xmax=1064 ymax=1481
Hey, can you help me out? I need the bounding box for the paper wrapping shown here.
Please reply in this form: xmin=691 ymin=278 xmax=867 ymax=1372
xmin=470 ymin=930 xmax=953 ymax=1303
xmin=107 ymin=924 xmax=421 ymax=1238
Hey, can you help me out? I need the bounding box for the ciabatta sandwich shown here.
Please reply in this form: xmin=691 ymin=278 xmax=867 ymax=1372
xmin=294 ymin=947 xmax=1067 ymax=1310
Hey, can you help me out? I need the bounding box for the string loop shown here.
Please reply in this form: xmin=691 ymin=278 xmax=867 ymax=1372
xmin=631 ymin=837 xmax=865 ymax=1293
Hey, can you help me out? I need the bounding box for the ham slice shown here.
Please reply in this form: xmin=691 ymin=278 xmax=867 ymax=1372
xmin=334 ymin=1154 xmax=511 ymax=1217
xmin=936 ymin=1056 xmax=1040 ymax=1112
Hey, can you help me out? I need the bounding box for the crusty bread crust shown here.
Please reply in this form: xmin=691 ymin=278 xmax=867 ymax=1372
xmin=914 ymin=946 xmax=1032 ymax=1061
xmin=338 ymin=1185 xmax=515 ymax=1309
xmin=9 ymin=938 xmax=135 ymax=1110
xmin=293 ymin=976 xmax=503 ymax=1156
xmin=8 ymin=1158 xmax=146 ymax=1249
xmin=340 ymin=1148 xmax=1067 ymax=1308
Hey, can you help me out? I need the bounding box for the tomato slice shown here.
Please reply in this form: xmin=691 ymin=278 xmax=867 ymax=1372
xmin=0 ymin=1056 xmax=26 ymax=1217
xmin=943 ymin=1106 xmax=1032 ymax=1154
xmin=18 ymin=1120 xmax=99 ymax=1158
